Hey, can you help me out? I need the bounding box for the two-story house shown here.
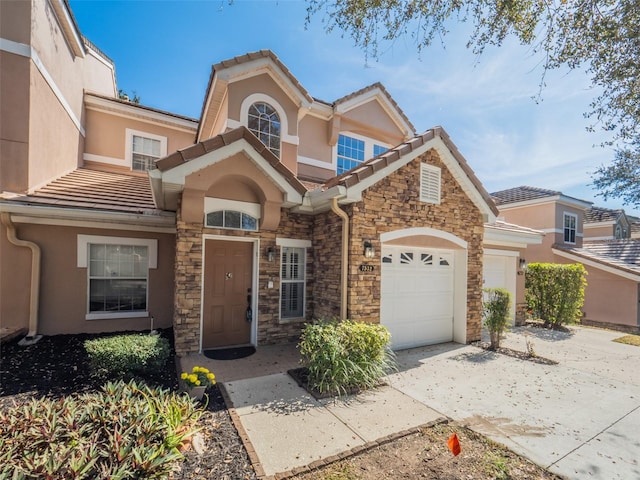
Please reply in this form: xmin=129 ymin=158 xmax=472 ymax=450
xmin=492 ymin=187 xmax=640 ymax=333
xmin=4 ymin=0 xmax=550 ymax=355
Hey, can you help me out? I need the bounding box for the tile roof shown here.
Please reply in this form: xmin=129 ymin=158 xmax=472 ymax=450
xmin=2 ymin=167 xmax=159 ymax=214
xmin=584 ymin=206 xmax=624 ymax=223
xmin=555 ymin=239 xmax=640 ymax=277
xmin=324 ymin=126 xmax=499 ymax=216
xmin=155 ymin=127 xmax=308 ymax=195
xmin=486 ymin=220 xmax=544 ymax=236
xmin=491 ymin=186 xmax=561 ymax=205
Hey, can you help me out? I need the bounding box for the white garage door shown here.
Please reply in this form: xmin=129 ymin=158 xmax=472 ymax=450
xmin=381 ymin=246 xmax=454 ymax=350
xmin=483 ymin=254 xmax=517 ymax=324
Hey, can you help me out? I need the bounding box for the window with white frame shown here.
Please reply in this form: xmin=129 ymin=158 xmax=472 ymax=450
xmin=336 ymin=134 xmax=391 ymax=175
xmin=280 ymin=246 xmax=306 ymax=319
xmin=78 ymin=235 xmax=157 ymax=319
xmin=88 ymin=244 xmax=149 ymax=314
xmin=248 ymin=102 xmax=281 ymax=158
xmin=420 ymin=163 xmax=441 ymax=204
xmin=126 ymin=129 xmax=167 ymax=172
xmin=564 ymin=213 xmax=577 ymax=243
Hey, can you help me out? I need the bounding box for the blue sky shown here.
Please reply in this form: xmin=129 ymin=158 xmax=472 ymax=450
xmin=69 ymin=0 xmax=639 ymax=217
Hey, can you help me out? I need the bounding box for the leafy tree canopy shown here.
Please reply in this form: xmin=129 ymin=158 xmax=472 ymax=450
xmin=306 ymin=0 xmax=640 ymax=207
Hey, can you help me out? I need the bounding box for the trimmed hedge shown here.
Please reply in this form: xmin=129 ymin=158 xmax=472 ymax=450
xmin=84 ymin=334 xmax=170 ymax=380
xmin=298 ymin=319 xmax=396 ymax=396
xmin=525 ymin=263 xmax=587 ymax=326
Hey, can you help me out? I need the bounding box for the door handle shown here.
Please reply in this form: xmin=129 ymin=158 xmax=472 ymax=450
xmin=225 ymin=272 xmax=233 ymax=279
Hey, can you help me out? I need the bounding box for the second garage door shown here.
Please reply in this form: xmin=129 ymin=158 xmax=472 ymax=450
xmin=381 ymin=246 xmax=454 ymax=350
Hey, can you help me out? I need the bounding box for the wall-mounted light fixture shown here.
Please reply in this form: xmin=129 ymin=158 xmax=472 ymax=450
xmin=266 ymin=247 xmax=276 ymax=262
xmin=519 ymin=258 xmax=528 ymax=270
xmin=363 ymin=241 xmax=375 ymax=259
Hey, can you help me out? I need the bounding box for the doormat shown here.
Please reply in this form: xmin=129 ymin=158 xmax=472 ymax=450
xmin=203 ymin=346 xmax=256 ymax=360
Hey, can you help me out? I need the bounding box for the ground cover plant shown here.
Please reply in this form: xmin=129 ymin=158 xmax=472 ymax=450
xmin=297 ymin=319 xmax=396 ymax=396
xmin=613 ymin=334 xmax=640 ymax=346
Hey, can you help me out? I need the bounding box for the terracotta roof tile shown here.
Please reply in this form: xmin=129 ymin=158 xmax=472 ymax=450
xmin=491 ymin=186 xmax=561 ymax=205
xmin=155 ymin=126 xmax=308 ymax=196
xmin=324 ymin=126 xmax=499 ymax=216
xmin=556 ymin=239 xmax=640 ymax=276
xmin=5 ymin=167 xmax=159 ymax=214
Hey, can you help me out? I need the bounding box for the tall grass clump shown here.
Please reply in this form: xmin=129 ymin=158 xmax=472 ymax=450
xmin=298 ymin=319 xmax=396 ymax=396
xmin=84 ymin=334 xmax=170 ymax=379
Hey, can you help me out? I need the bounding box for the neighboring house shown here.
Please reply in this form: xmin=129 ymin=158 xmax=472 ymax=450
xmin=629 ymin=216 xmax=640 ymax=239
xmin=584 ymin=206 xmax=632 ymax=242
xmin=4 ymin=0 xmax=547 ymax=355
xmin=492 ymin=186 xmax=640 ymax=333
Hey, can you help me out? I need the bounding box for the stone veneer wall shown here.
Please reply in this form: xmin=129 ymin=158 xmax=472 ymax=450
xmin=173 ymin=201 xmax=314 ymax=356
xmin=311 ymin=210 xmax=344 ymax=320
xmin=346 ymin=149 xmax=485 ymax=343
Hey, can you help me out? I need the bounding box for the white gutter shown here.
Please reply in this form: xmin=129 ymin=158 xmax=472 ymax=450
xmin=1 ymin=213 xmax=42 ymax=343
xmin=331 ymin=197 xmax=349 ymax=320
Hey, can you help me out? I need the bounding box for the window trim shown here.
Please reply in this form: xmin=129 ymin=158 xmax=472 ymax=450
xmin=125 ymin=128 xmax=167 ymax=171
xmin=276 ymin=238 xmax=311 ymax=322
xmin=563 ymin=212 xmax=578 ymax=244
xmin=238 ymin=93 xmax=298 ymax=145
xmin=77 ymin=235 xmax=157 ymax=320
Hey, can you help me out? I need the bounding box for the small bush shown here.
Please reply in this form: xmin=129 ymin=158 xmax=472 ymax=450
xmin=0 ymin=380 xmax=202 ymax=479
xmin=84 ymin=334 xmax=170 ymax=379
xmin=298 ymin=319 xmax=396 ymax=396
xmin=483 ymin=288 xmax=512 ymax=350
xmin=525 ymin=263 xmax=587 ymax=327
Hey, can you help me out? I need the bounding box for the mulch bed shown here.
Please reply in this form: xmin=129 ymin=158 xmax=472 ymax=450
xmin=0 ymin=329 xmax=257 ymax=480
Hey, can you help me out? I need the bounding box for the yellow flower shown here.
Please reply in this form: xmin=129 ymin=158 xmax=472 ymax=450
xmin=207 ymin=373 xmax=215 ymax=380
xmin=195 ymin=379 xmax=201 ymax=386
xmin=180 ymin=372 xmax=188 ymax=380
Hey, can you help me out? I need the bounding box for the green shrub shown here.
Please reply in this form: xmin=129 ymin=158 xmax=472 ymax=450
xmin=84 ymin=334 xmax=170 ymax=380
xmin=483 ymin=288 xmax=512 ymax=350
xmin=0 ymin=380 xmax=202 ymax=479
xmin=525 ymin=263 xmax=587 ymax=327
xmin=298 ymin=319 xmax=396 ymax=396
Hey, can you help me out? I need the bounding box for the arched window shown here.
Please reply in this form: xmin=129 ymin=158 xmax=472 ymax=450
xmin=248 ymin=102 xmax=281 ymax=158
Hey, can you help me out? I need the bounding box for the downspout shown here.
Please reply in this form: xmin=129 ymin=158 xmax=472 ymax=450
xmin=1 ymin=213 xmax=42 ymax=344
xmin=330 ymin=197 xmax=349 ymax=320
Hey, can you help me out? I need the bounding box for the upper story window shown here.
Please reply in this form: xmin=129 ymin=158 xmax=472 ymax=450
xmin=337 ymin=134 xmax=365 ymax=174
xmin=126 ymin=129 xmax=167 ymax=172
xmin=248 ymin=102 xmax=281 ymax=158
xmin=564 ymin=212 xmax=577 ymax=244
xmin=420 ymin=163 xmax=441 ymax=204
xmin=336 ymin=133 xmax=391 ymax=175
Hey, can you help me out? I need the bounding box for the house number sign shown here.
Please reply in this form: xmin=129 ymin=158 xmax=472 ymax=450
xmin=359 ymin=264 xmax=375 ymax=273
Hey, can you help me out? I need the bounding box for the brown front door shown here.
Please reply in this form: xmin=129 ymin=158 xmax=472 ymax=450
xmin=202 ymin=240 xmax=253 ymax=349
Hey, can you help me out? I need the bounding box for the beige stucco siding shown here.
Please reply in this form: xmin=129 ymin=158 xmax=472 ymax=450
xmin=84 ymin=109 xmax=195 ymax=165
xmin=584 ymin=224 xmax=614 ymax=240
xmin=0 ymin=223 xmax=175 ymax=335
xmin=341 ymin=100 xmax=406 ymax=144
xmin=0 ymin=0 xmax=31 ymax=45
xmin=0 ymin=51 xmax=30 ymax=193
xmin=298 ymin=115 xmax=332 ymax=163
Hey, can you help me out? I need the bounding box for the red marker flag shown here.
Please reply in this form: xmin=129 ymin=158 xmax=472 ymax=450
xmin=447 ymin=433 xmax=461 ymax=456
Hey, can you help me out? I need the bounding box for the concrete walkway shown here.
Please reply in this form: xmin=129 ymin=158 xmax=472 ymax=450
xmin=199 ymin=326 xmax=640 ymax=479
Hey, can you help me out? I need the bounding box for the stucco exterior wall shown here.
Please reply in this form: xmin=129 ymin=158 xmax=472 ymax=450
xmin=0 ymin=0 xmax=31 ymax=45
xmin=347 ymin=149 xmax=485 ymax=342
xmin=584 ymin=224 xmax=614 ymax=241
xmin=340 ymin=100 xmax=406 ymax=145
xmin=555 ymin=255 xmax=639 ymax=328
xmin=0 ymin=222 xmax=175 ymax=335
xmin=84 ymin=109 xmax=195 ymax=165
xmin=298 ymin=115 xmax=332 ymax=165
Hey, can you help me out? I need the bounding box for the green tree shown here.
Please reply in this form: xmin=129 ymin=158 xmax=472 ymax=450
xmin=306 ymin=0 xmax=640 ymax=207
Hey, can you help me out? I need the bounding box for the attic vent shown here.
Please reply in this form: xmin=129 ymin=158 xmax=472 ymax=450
xmin=420 ymin=163 xmax=441 ymax=204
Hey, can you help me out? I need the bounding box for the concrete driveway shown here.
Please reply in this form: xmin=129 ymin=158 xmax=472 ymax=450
xmin=388 ymin=326 xmax=640 ymax=479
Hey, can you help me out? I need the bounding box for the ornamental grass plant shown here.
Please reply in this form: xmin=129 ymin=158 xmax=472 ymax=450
xmin=298 ymin=319 xmax=397 ymax=396
xmin=0 ymin=380 xmax=202 ymax=479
